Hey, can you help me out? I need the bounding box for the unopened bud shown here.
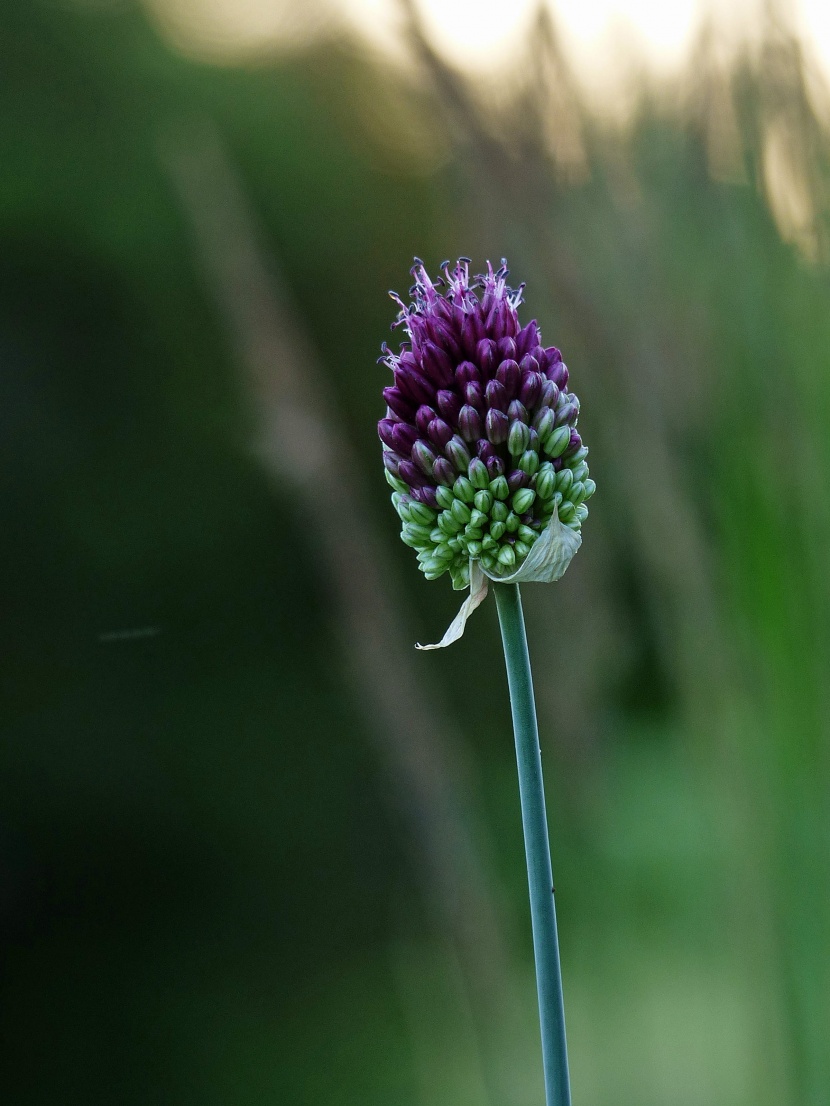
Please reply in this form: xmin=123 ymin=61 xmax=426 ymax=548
xmin=512 ymin=488 xmax=536 ymax=514
xmin=519 ymin=450 xmax=540 ymax=476
xmin=468 ymin=458 xmax=490 ymax=489
xmin=474 ymin=489 xmax=493 ymax=514
xmin=536 ymin=468 xmax=556 ymax=499
xmin=490 ymin=475 xmax=510 ymax=501
xmin=508 ymin=420 xmax=531 ymax=457
xmin=434 ymin=486 xmax=455 ymax=511
xmin=453 ymin=476 xmax=476 ymax=503
xmin=545 ymin=424 xmax=571 ymax=458
xmin=498 ymin=545 xmax=516 ymax=568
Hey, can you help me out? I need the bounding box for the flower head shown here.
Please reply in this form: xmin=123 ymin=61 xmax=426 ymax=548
xmin=379 ymin=259 xmax=594 ymax=591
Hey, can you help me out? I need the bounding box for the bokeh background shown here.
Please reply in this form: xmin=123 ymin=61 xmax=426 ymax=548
xmin=2 ymin=1 xmax=830 ymax=1103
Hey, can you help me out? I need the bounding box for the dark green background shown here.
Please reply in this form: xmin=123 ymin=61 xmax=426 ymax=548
xmin=2 ymin=3 xmax=829 ymax=1104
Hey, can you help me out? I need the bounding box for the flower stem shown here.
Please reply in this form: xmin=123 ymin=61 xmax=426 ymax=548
xmin=493 ymin=582 xmax=572 ymax=1106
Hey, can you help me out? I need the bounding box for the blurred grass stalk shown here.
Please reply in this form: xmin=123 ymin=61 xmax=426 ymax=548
xmin=494 ymin=582 xmax=571 ymax=1106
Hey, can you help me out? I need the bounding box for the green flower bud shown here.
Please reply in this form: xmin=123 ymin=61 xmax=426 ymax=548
xmin=518 ymin=450 xmax=540 ymax=476
xmin=436 ymin=485 xmax=455 ymax=510
xmin=451 ymin=499 xmax=472 ymax=525
xmin=533 ymin=408 xmax=555 ymax=438
xmin=575 ymin=504 xmax=589 ymax=522
xmin=571 ymin=481 xmax=586 ymax=505
xmin=401 ymin=527 xmax=428 ymax=550
xmin=450 ymin=563 xmax=470 ymax=590
xmin=482 ymin=534 xmax=498 ymax=552
xmin=557 ymin=468 xmax=574 ymax=496
xmin=453 ymin=476 xmax=476 ymax=503
xmin=468 ymin=458 xmax=490 ymax=490
xmin=438 ymin=511 xmax=463 ymax=536
xmin=518 ymin=524 xmax=537 ymax=543
xmin=474 ymin=489 xmax=493 ymax=514
xmin=410 ymin=501 xmax=437 ymax=526
xmin=490 ymin=520 xmax=507 ymax=540
xmin=498 ymin=545 xmax=516 ymax=568
xmin=508 ymin=420 xmax=531 ymax=457
xmin=558 ymin=501 xmax=576 ymax=522
xmin=514 ymin=540 xmax=530 ymax=559
xmin=568 ymin=445 xmax=589 ymax=464
xmin=423 ymin=566 xmax=445 ymax=580
xmin=491 ymin=500 xmax=509 ymax=523
xmin=481 ymin=553 xmax=498 ymax=572
xmin=512 ymin=488 xmax=536 ymax=515
xmin=505 ymin=511 xmax=520 ymax=533
xmin=570 ymin=461 xmax=589 ymax=484
xmin=536 ymin=468 xmax=556 ymax=500
xmin=385 ymin=469 xmax=409 ymax=495
xmin=448 ymin=537 xmax=463 ymax=554
xmin=490 ymin=475 xmax=510 ymax=501
xmin=467 ymin=540 xmax=482 ymax=557
xmin=469 ymin=508 xmax=489 ymax=530
xmin=583 ymin=478 xmax=596 ymax=500
xmin=545 ymin=424 xmax=571 ymax=459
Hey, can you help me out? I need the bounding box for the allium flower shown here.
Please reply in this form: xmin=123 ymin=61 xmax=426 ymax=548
xmin=379 ymin=259 xmax=595 ymax=594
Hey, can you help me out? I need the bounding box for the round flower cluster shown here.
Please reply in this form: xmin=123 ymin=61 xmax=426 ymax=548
xmin=379 ymin=259 xmax=594 ymax=589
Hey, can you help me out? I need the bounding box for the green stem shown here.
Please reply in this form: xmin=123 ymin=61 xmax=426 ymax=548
xmin=493 ymin=582 xmax=572 ymax=1106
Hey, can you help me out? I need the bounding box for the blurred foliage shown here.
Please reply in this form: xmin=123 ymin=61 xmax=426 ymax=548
xmin=2 ymin=2 xmax=830 ymax=1105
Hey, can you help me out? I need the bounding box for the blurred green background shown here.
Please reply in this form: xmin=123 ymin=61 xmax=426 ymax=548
xmin=2 ymin=1 xmax=830 ymax=1104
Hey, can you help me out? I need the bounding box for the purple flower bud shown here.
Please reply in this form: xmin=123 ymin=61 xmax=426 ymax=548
xmin=433 ymin=457 xmax=455 ymax=486
xmin=485 ymin=454 xmax=505 ymax=479
xmin=519 ymin=371 xmax=542 ymax=409
xmin=421 ymin=341 xmax=455 ymax=388
xmin=508 ymin=469 xmax=530 ymax=493
xmin=465 ymin=381 xmax=485 ymax=411
xmin=461 ymin=311 xmax=484 ymax=356
xmin=383 ymin=450 xmax=403 ymax=477
xmin=412 ymin=439 xmax=437 ymax=476
xmin=436 ymin=389 xmax=461 ymax=424
xmin=378 ymin=418 xmax=400 ymax=450
xmin=519 ymin=353 xmax=540 ymax=377
xmin=476 ymin=338 xmax=497 ymax=377
xmin=496 ymin=359 xmax=521 ymax=399
xmin=455 ymin=360 xmax=481 ymax=387
xmin=391 ymin=422 xmax=419 ymax=454
xmin=416 ymin=405 xmax=436 ymax=435
xmin=427 ymin=418 xmax=453 ymax=449
xmin=458 ymin=404 xmax=483 ymax=442
xmin=486 ymin=408 xmax=509 ymax=444
xmin=445 ymin=434 xmax=472 ymax=473
xmin=395 ymin=366 xmax=434 ymax=406
xmin=415 ymin=485 xmax=439 ymax=510
xmin=431 ymin=318 xmax=462 ymax=359
xmin=380 ymin=258 xmax=592 ymax=576
xmin=399 ymin=459 xmax=429 ymax=488
xmin=557 ymin=401 xmax=579 ymax=426
xmin=497 ymin=337 xmax=517 ymax=362
xmin=515 ymin=321 xmax=539 ymax=357
xmin=548 ymin=361 xmax=569 ymax=389
xmin=383 ymin=386 xmax=416 ymax=422
xmin=485 ymin=379 xmax=508 ymax=412
xmin=539 ymin=379 xmax=560 ymax=408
